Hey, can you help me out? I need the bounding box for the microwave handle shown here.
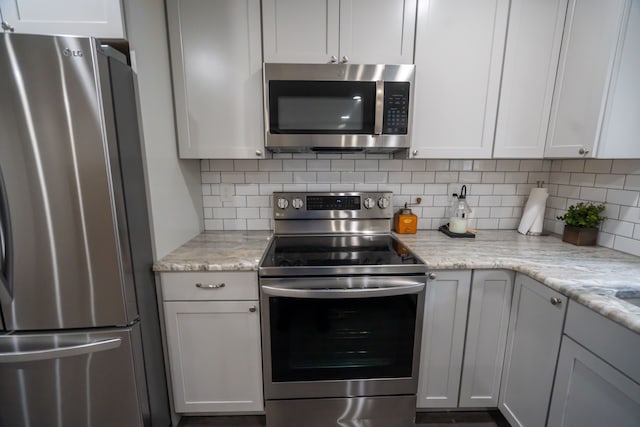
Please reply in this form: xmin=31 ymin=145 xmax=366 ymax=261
xmin=374 ymin=80 xmax=384 ymax=135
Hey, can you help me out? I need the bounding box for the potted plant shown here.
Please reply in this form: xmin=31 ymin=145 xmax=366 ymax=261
xmin=556 ymin=202 xmax=606 ymax=246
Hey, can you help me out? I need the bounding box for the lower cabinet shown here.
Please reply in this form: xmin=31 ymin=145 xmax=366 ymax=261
xmin=160 ymin=272 xmax=263 ymax=413
xmin=547 ymin=301 xmax=640 ymax=426
xmin=417 ymin=270 xmax=471 ymax=408
xmin=417 ymin=270 xmax=513 ymax=409
xmin=459 ymin=270 xmax=513 ymax=407
xmin=499 ymin=273 xmax=567 ymax=427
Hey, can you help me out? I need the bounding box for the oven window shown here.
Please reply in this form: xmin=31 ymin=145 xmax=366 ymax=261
xmin=269 ymin=295 xmax=417 ymax=382
xmin=269 ymin=81 xmax=376 ymax=134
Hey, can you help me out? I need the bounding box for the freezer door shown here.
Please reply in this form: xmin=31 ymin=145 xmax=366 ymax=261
xmin=0 ymin=33 xmax=136 ymax=330
xmin=0 ymin=326 xmax=147 ymax=427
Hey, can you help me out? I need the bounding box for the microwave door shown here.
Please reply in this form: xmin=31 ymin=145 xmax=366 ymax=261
xmin=268 ymin=80 xmax=377 ymax=135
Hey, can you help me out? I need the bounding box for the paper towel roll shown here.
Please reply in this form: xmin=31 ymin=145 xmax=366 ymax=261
xmin=517 ymin=187 xmax=549 ymax=235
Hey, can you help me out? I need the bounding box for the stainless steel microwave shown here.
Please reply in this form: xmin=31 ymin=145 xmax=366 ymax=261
xmin=263 ymin=63 xmax=415 ymax=153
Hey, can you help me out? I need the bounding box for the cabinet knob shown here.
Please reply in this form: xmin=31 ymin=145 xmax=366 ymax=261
xmin=249 ymin=305 xmax=257 ymax=313
xmin=578 ymin=147 xmax=590 ymax=155
xmin=550 ymin=297 xmax=562 ymax=306
xmin=427 ymin=272 xmax=437 ymax=280
xmin=195 ymin=283 xmax=225 ymax=289
xmin=340 ymin=55 xmax=349 ymax=63
xmin=412 ymin=150 xmax=418 ymax=156
xmin=255 ymin=149 xmax=262 ymax=157
xmin=329 ymin=55 xmax=338 ymax=63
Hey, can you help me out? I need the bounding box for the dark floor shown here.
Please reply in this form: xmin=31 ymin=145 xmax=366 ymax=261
xmin=178 ymin=411 xmax=511 ymax=426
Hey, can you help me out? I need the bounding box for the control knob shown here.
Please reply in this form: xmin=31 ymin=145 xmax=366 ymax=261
xmin=292 ymin=198 xmax=304 ymax=209
xmin=377 ymin=197 xmax=390 ymax=209
xmin=363 ymin=197 xmax=376 ymax=209
xmin=276 ymin=198 xmax=289 ymax=210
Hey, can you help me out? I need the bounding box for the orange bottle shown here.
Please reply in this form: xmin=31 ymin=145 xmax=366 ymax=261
xmin=395 ymin=204 xmax=418 ymax=234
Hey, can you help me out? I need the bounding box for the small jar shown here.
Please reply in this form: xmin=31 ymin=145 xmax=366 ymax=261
xmin=395 ymin=205 xmax=418 ymax=234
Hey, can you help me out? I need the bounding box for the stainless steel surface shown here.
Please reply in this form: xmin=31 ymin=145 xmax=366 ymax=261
xmin=272 ymin=192 xmax=394 ymax=221
xmin=374 ymin=80 xmax=384 ymax=135
xmin=427 ymin=272 xmax=438 ymax=280
xmin=0 ymin=34 xmax=133 ymax=330
xmin=273 ymin=218 xmax=394 ymax=236
xmin=196 ymin=282 xmax=226 ymax=289
xmin=266 ymin=395 xmax=417 ymax=427
xmin=261 ymin=276 xmax=425 ymax=299
xmin=0 ymin=326 xmax=145 ymax=427
xmin=0 ymin=337 xmax=121 ymax=363
xmin=0 ymin=33 xmax=169 ymax=426
xmin=260 ymin=283 xmax=425 ymax=400
xmin=264 ymin=63 xmax=415 ymax=152
xmin=550 ymin=297 xmax=563 ymax=305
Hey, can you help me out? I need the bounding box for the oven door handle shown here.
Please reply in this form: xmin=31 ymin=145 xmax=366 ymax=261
xmin=260 ymin=280 xmax=425 ymax=299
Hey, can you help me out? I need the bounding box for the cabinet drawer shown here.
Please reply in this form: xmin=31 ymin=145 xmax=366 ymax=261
xmin=160 ymin=272 xmax=258 ymax=301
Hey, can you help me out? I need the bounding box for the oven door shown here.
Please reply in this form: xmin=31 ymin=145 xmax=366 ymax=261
xmin=260 ymin=275 xmax=425 ymax=400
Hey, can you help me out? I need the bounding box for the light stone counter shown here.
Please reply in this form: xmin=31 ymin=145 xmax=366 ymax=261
xmin=153 ymin=231 xmax=272 ymax=271
xmin=153 ymin=230 xmax=640 ymax=334
xmin=395 ymin=230 xmax=640 ymax=335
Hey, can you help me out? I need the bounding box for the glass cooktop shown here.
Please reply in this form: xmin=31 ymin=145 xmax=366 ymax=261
xmin=259 ymin=234 xmax=425 ymax=276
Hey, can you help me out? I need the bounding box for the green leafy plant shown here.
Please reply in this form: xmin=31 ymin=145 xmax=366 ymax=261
xmin=556 ymin=202 xmax=606 ymax=228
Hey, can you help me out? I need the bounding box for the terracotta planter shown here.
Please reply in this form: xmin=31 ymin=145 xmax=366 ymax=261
xmin=562 ymin=224 xmax=598 ymax=246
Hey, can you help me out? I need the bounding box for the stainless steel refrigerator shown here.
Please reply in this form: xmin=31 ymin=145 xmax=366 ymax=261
xmin=0 ymin=33 xmax=170 ymax=427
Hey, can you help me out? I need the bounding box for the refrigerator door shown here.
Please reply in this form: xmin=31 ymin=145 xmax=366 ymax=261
xmin=0 ymin=326 xmax=147 ymax=427
xmin=0 ymin=33 xmax=136 ymax=330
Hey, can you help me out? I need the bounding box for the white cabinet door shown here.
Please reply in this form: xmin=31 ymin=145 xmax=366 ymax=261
xmin=410 ymin=0 xmax=508 ymax=159
xmin=459 ymin=270 xmax=513 ymax=408
xmin=0 ymin=0 xmax=125 ymax=38
xmin=262 ymin=0 xmax=416 ymax=64
xmin=598 ymin=0 xmax=640 ymax=158
xmin=499 ymin=274 xmax=567 ymax=427
xmin=167 ymin=0 xmax=264 ymax=158
xmin=548 ymin=336 xmax=640 ymax=426
xmin=164 ymin=301 xmax=264 ymax=413
xmin=417 ymin=270 xmax=471 ymax=408
xmin=545 ymin=0 xmax=629 ymax=158
xmin=262 ymin=0 xmax=340 ymax=63
xmin=339 ymin=0 xmax=416 ymax=64
xmin=493 ymin=0 xmax=568 ymax=158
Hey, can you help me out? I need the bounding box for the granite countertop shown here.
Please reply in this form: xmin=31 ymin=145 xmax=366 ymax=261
xmin=153 ymin=230 xmax=640 ymax=334
xmin=153 ymin=231 xmax=272 ymax=271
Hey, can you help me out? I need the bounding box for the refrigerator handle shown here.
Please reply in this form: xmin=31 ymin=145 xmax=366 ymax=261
xmin=0 ymin=337 xmax=122 ymax=364
xmin=0 ymin=164 xmax=11 ymax=297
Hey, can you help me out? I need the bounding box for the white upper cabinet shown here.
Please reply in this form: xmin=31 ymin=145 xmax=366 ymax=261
xmin=166 ymin=0 xmax=265 ymax=159
xmin=262 ymin=0 xmax=416 ymax=64
xmin=410 ymin=0 xmax=508 ymax=159
xmin=493 ymin=0 xmax=568 ymax=158
xmin=0 ymin=0 xmax=125 ymax=39
xmin=545 ymin=0 xmax=633 ymax=158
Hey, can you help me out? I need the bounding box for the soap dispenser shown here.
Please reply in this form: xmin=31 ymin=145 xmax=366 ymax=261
xmin=448 ymin=185 xmax=472 ymax=234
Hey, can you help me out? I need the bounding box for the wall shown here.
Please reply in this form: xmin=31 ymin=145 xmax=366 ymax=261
xmin=200 ymin=154 xmax=640 ymax=256
xmin=544 ymin=159 xmax=640 ymax=256
xmin=200 ymin=153 xmax=551 ymax=231
xmin=124 ymin=0 xmax=202 ymax=259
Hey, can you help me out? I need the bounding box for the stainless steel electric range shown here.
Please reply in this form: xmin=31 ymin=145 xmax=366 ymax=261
xmin=259 ymin=192 xmax=427 ymax=427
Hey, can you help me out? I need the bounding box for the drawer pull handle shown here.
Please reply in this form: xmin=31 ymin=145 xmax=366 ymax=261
xmin=249 ymin=306 xmax=257 ymax=313
xmin=196 ymin=283 xmax=226 ymax=289
xmin=550 ymin=297 xmax=562 ymax=306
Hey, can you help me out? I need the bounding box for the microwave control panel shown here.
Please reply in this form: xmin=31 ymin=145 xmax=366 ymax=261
xmin=382 ymin=82 xmax=410 ymax=134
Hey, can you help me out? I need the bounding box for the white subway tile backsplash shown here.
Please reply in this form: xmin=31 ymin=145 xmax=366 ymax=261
xmin=283 ymin=159 xmax=307 ymax=171
xmin=198 ymin=156 xmax=640 ymax=256
xmin=594 ymin=174 xmax=626 ymax=189
xmin=606 ymin=189 xmax=640 ymax=206
xmin=402 ymin=160 xmax=426 ymax=171
xmin=307 ymin=159 xmax=331 ymax=171
xmin=578 ymin=187 xmax=606 ymax=203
